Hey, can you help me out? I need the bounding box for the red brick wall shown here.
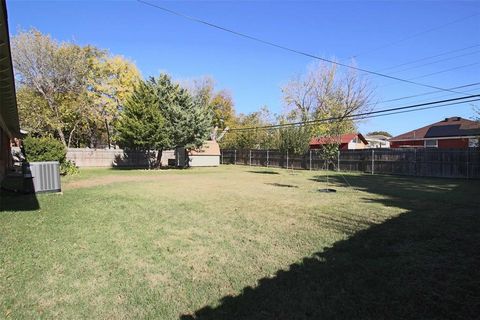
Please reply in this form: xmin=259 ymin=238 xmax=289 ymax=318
xmin=438 ymin=138 xmax=469 ymax=148
xmin=390 ymin=140 xmax=424 ymax=148
xmin=390 ymin=138 xmax=470 ymax=149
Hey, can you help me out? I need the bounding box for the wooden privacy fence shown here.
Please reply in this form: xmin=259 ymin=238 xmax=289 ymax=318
xmin=67 ymin=148 xmax=175 ymax=167
xmin=220 ymin=148 xmax=480 ymax=179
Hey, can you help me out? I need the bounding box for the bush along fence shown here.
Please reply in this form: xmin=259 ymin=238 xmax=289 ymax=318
xmin=220 ymin=148 xmax=480 ymax=179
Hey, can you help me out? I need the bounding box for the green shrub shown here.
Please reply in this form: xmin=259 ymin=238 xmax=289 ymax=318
xmin=23 ymin=136 xmax=78 ymax=175
xmin=60 ymin=160 xmax=79 ymax=176
xmin=23 ymin=136 xmax=67 ymax=163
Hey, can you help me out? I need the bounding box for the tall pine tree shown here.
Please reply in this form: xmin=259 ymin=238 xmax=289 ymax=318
xmin=155 ymin=74 xmax=211 ymax=149
xmin=116 ymin=79 xmax=170 ymax=168
xmin=116 ymin=74 xmax=212 ymax=168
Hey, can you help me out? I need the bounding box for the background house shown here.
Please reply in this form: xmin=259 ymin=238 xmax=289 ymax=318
xmin=390 ymin=117 xmax=480 ymax=149
xmin=310 ymin=133 xmax=368 ymax=150
xmin=0 ymin=0 xmax=21 ymax=184
xmin=365 ymin=134 xmax=390 ymax=149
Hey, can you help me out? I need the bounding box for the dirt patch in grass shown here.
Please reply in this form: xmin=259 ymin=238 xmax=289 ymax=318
xmin=63 ymin=175 xmax=161 ymax=190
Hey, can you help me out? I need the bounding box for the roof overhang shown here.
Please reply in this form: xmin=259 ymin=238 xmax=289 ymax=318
xmin=0 ymin=0 xmax=20 ymax=138
xmin=391 ymin=136 xmax=478 ymax=142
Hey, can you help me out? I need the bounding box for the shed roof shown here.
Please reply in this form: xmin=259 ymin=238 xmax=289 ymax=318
xmin=189 ymin=141 xmax=221 ymax=156
xmin=390 ymin=117 xmax=480 ymax=141
xmin=0 ymin=0 xmax=20 ymax=137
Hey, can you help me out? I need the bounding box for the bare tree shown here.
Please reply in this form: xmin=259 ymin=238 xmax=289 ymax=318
xmin=282 ymin=61 xmax=375 ymax=133
xmin=12 ymin=29 xmax=90 ymax=146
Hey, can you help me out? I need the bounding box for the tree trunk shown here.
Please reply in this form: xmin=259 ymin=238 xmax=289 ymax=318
xmin=105 ymin=118 xmax=111 ymax=149
xmin=146 ymin=149 xmax=152 ymax=170
xmin=67 ymin=122 xmax=79 ymax=148
xmin=57 ymin=128 xmax=67 ymax=147
xmin=156 ymin=149 xmax=163 ymax=168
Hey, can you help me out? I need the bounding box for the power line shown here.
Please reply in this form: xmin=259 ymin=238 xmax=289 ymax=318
xmin=372 ymin=82 xmax=480 ymax=105
xmin=353 ymin=98 xmax=480 ymax=121
xmin=348 ymin=12 xmax=480 ymax=59
xmin=136 ymin=0 xmax=465 ymax=95
xmin=229 ymin=94 xmax=480 ymax=132
xmin=229 ymin=98 xmax=480 ymax=133
xmin=379 ymin=44 xmax=480 ymax=72
xmin=389 ymin=50 xmax=480 ymax=74
xmin=375 ymin=62 xmax=480 ymax=91
xmin=408 ymin=62 xmax=480 ymax=81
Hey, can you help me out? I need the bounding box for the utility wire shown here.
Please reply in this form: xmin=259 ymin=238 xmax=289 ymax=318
xmin=229 ymin=98 xmax=480 ymax=133
xmin=352 ymin=98 xmax=480 ymax=121
xmin=379 ymin=44 xmax=480 ymax=72
xmin=375 ymin=62 xmax=480 ymax=91
xmin=371 ymin=82 xmax=480 ymax=105
xmin=389 ymin=50 xmax=480 ymax=74
xmin=408 ymin=62 xmax=480 ymax=81
xmin=348 ymin=12 xmax=480 ymax=59
xmin=229 ymin=94 xmax=480 ymax=132
xmin=136 ymin=0 xmax=465 ymax=95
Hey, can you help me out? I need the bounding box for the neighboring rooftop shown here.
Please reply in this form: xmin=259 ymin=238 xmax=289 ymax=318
xmin=390 ymin=117 xmax=480 ymax=141
xmin=310 ymin=133 xmax=368 ymax=146
xmin=365 ymin=134 xmax=391 ymax=141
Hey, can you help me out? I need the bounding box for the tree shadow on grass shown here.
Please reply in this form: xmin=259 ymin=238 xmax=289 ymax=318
xmin=248 ymin=170 xmax=279 ymax=175
xmin=265 ymin=183 xmax=298 ymax=188
xmin=180 ymin=174 xmax=480 ymax=320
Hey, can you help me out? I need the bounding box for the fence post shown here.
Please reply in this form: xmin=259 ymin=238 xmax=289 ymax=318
xmin=286 ymin=150 xmax=289 ymax=169
xmin=309 ymin=149 xmax=312 ymax=171
xmin=414 ymin=148 xmax=417 ymax=176
xmin=249 ymin=150 xmax=252 ymax=166
xmin=221 ymin=150 xmax=223 ymax=165
xmin=337 ymin=150 xmax=340 ymax=171
xmin=466 ymin=148 xmax=469 ymax=179
xmin=266 ymin=149 xmax=269 ymax=168
xmin=371 ymin=149 xmax=375 ymax=175
xmin=234 ymin=149 xmax=237 ymax=165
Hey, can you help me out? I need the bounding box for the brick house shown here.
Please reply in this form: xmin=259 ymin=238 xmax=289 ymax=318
xmin=0 ymin=0 xmax=21 ymax=184
xmin=310 ymin=133 xmax=368 ymax=150
xmin=390 ymin=117 xmax=480 ymax=149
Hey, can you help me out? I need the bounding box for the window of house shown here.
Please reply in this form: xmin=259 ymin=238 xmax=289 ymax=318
xmin=424 ymin=139 xmax=438 ymax=148
xmin=469 ymin=138 xmax=479 ymax=148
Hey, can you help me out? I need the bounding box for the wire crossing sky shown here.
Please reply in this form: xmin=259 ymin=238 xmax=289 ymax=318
xmin=7 ymin=0 xmax=480 ymax=135
xmin=228 ymin=95 xmax=480 ymax=132
xmin=137 ymin=0 xmax=472 ymax=96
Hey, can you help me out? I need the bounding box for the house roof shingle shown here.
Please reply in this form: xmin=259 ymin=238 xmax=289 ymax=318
xmin=390 ymin=117 xmax=480 ymax=141
xmin=310 ymin=133 xmax=368 ymax=146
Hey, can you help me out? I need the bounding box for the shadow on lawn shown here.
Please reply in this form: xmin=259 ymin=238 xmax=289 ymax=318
xmin=181 ymin=174 xmax=480 ymax=320
xmin=0 ymin=190 xmax=40 ymax=212
xmin=265 ymin=183 xmax=298 ymax=188
xmin=248 ymin=170 xmax=279 ymax=175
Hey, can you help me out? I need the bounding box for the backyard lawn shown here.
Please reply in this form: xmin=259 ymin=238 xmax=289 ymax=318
xmin=1 ymin=166 xmax=479 ymax=319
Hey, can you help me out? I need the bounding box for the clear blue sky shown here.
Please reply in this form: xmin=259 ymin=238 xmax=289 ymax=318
xmin=7 ymin=0 xmax=480 ymax=136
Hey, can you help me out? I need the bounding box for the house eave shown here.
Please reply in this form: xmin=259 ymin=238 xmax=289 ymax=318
xmin=390 ymin=136 xmax=478 ymax=142
xmin=0 ymin=0 xmax=21 ymax=138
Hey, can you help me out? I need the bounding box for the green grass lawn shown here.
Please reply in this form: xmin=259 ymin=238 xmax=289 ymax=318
xmin=1 ymin=166 xmax=479 ymax=319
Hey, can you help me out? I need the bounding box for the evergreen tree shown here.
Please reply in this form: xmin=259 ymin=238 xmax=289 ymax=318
xmin=155 ymin=74 xmax=212 ymax=149
xmin=116 ymin=79 xmax=170 ymax=168
xmin=116 ymin=74 xmax=212 ymax=168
